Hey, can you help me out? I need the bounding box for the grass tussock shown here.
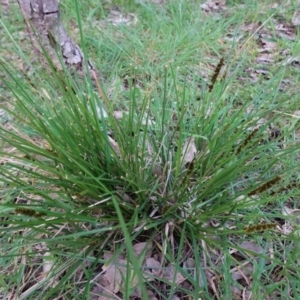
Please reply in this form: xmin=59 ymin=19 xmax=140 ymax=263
xmin=1 ymin=0 xmax=300 ymax=299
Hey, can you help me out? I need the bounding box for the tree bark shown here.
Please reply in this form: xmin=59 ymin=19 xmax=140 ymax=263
xmin=17 ymin=0 xmax=100 ymax=79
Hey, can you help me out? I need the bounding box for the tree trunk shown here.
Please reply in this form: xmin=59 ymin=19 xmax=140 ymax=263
xmin=17 ymin=0 xmax=100 ymax=79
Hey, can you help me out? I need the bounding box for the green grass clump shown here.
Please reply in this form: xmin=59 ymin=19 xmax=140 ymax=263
xmin=1 ymin=0 xmax=300 ymax=299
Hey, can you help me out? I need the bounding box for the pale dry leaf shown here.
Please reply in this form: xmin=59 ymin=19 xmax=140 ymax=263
xmin=248 ymin=117 xmax=269 ymax=131
xmin=281 ymin=56 xmax=300 ymax=66
xmin=235 ymin=195 xmax=259 ymax=207
xmin=200 ymin=0 xmax=226 ymax=11
xmin=152 ymin=165 xmax=163 ymax=177
xmin=282 ymin=206 xmax=293 ymax=216
xmin=94 ymin=104 xmax=108 ymax=118
xmin=41 ymin=88 xmax=51 ymax=100
xmin=243 ymin=290 xmax=252 ymax=300
xmin=111 ymin=110 xmax=155 ymax=126
xmin=256 ymin=54 xmax=274 ymax=64
xmin=242 ymin=22 xmax=262 ymax=33
xmin=42 ymin=251 xmax=53 ymax=275
xmin=145 ymin=257 xmax=162 ymax=277
xmin=260 ymin=34 xmax=277 ymax=52
xmin=293 ymin=110 xmax=300 ymax=117
xmin=90 ymin=285 xmax=104 ymax=299
xmin=282 ymin=222 xmax=293 ymax=235
xmin=163 ymin=264 xmax=186 ymax=284
xmin=273 ymin=20 xmax=295 ymax=40
xmin=255 ymin=68 xmax=270 ymax=75
xmin=102 ymin=258 xmax=127 ymax=293
xmin=113 ymin=111 xmax=124 ymax=119
xmin=239 ymin=241 xmax=264 ymax=255
xmin=39 ymin=248 xmax=58 ymax=287
xmin=184 ymin=257 xmax=195 ymax=269
xmin=0 ymin=108 xmax=6 ymax=117
xmin=181 ymin=136 xmax=197 ymax=165
xmin=282 ymin=206 xmax=300 ymax=235
xmin=292 ymin=11 xmax=300 ymax=26
xmin=108 ymin=136 xmax=120 ymax=156
xmin=108 ymin=10 xmax=138 ymax=26
xmin=101 ymin=253 xmax=142 ymax=295
xmin=103 ymin=252 xmax=114 ymax=263
xmin=133 ymin=242 xmax=153 ymax=258
xmin=98 ymin=275 xmax=110 ymax=287
xmin=130 ymin=287 xmax=142 ymax=298
xmin=146 ymin=138 xmax=154 ymax=155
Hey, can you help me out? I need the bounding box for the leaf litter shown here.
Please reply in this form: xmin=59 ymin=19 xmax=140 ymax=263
xmin=92 ymin=241 xmax=188 ymax=299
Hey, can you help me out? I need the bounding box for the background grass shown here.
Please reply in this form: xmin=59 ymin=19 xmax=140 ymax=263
xmin=1 ymin=0 xmax=300 ymax=299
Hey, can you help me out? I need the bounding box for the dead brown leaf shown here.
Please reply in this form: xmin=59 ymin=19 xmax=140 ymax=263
xmin=145 ymin=257 xmax=162 ymax=277
xmin=273 ymin=19 xmax=295 ymax=41
xmin=282 ymin=206 xmax=300 ymax=236
xmin=259 ymin=35 xmax=277 ymax=52
xmin=184 ymin=257 xmax=195 ymax=269
xmin=108 ymin=8 xmax=138 ymax=26
xmin=292 ymin=11 xmax=300 ymax=26
xmin=256 ymin=54 xmax=274 ymax=64
xmin=239 ymin=241 xmax=264 ymax=255
xmin=133 ymin=241 xmax=153 ymax=258
xmin=242 ymin=22 xmax=262 ymax=33
xmin=200 ymin=0 xmax=226 ymax=12
xmin=163 ymin=264 xmax=186 ymax=285
xmin=181 ymin=136 xmax=197 ymax=166
xmin=100 ymin=258 xmax=127 ymax=293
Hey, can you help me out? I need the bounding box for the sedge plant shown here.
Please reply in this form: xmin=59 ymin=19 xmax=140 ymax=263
xmin=1 ymin=3 xmax=300 ymax=300
xmin=1 ymin=54 xmax=300 ymax=299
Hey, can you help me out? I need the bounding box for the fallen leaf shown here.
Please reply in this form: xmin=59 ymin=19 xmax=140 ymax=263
xmin=163 ymin=264 xmax=186 ymax=284
xmin=133 ymin=242 xmax=153 ymax=258
xmin=181 ymin=136 xmax=197 ymax=165
xmin=259 ymin=34 xmax=277 ymax=52
xmin=145 ymin=257 xmax=162 ymax=277
xmin=282 ymin=206 xmax=300 ymax=236
xmin=256 ymin=54 xmax=274 ymax=64
xmin=292 ymin=11 xmax=300 ymax=26
xmin=292 ymin=110 xmax=300 ymax=117
xmin=103 ymin=252 xmax=114 ymax=262
xmin=239 ymin=241 xmax=264 ymax=255
xmin=200 ymin=0 xmax=226 ymax=12
xmin=184 ymin=257 xmax=195 ymax=269
xmin=108 ymin=9 xmax=138 ymax=26
xmin=108 ymin=136 xmax=120 ymax=156
xmin=98 ymin=275 xmax=110 ymax=287
xmin=102 ymin=259 xmax=126 ymax=293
